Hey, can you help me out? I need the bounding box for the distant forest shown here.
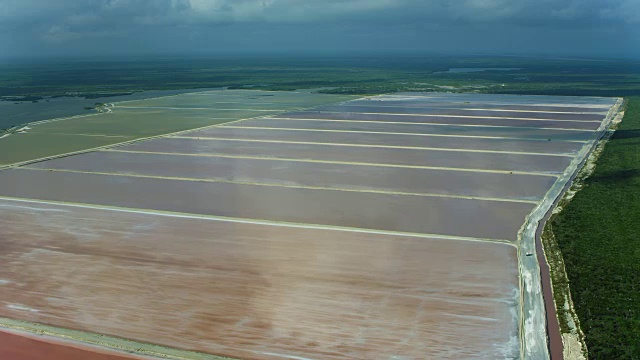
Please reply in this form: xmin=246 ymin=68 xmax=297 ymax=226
xmin=1 ymin=55 xmax=639 ymax=101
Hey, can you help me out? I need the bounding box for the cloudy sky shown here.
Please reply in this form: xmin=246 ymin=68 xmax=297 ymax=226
xmin=1 ymin=0 xmax=639 ymax=59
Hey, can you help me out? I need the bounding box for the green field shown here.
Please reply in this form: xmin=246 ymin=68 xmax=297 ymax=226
xmin=0 ymin=89 xmax=356 ymax=165
xmin=549 ymin=97 xmax=640 ymax=359
xmin=0 ymin=133 xmax=134 ymax=165
xmin=33 ymin=109 xmax=246 ymax=136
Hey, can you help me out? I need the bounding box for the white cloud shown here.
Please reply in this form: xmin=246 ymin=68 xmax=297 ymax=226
xmin=4 ymin=0 xmax=639 ymax=29
xmin=600 ymin=0 xmax=640 ymax=23
xmin=1 ymin=0 xmax=638 ymax=48
xmin=43 ymin=25 xmax=82 ymax=42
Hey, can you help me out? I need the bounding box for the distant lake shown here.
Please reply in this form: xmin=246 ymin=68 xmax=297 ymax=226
xmin=0 ymin=88 xmax=217 ymax=130
xmin=436 ymin=68 xmax=522 ymax=74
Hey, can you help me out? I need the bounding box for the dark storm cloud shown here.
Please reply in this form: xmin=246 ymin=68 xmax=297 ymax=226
xmin=1 ymin=0 xmax=639 ymax=58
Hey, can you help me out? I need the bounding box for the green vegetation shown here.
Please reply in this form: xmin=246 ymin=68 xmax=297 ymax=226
xmin=32 ymin=109 xmax=239 ymax=136
xmin=550 ymin=97 xmax=640 ymax=359
xmin=1 ymin=56 xmax=639 ymax=101
xmin=0 ymin=133 xmax=134 ymax=165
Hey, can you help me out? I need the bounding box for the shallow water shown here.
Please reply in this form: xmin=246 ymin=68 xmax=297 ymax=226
xmin=0 ymin=89 xmax=215 ymax=129
xmin=0 ymin=199 xmax=521 ymax=359
xmin=0 ymin=91 xmax=618 ymax=360
xmin=29 ymin=150 xmax=557 ymax=200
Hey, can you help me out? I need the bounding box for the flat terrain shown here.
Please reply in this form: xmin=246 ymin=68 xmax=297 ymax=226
xmin=0 ymin=329 xmax=146 ymax=360
xmin=0 ymin=89 xmax=355 ymax=165
xmin=550 ymin=97 xmax=640 ymax=359
xmin=2 ymin=56 xmax=639 ymax=101
xmin=0 ymin=92 xmax=619 ymax=359
xmin=0 ymin=200 xmax=519 ymax=359
xmin=0 ymin=89 xmax=201 ymax=129
xmin=234 ymin=118 xmax=598 ymax=141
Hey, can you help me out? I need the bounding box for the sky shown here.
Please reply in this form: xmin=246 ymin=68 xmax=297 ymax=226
xmin=1 ymin=0 xmax=639 ymax=59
